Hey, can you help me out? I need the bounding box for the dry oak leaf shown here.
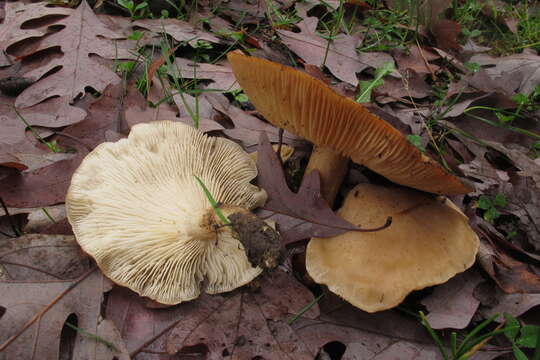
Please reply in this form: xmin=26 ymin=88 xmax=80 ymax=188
xmin=0 ymin=233 xmax=90 ymax=282
xmin=204 ymin=93 xmax=303 ymax=150
xmin=106 ymin=270 xmax=319 ymax=359
xmin=421 ymin=270 xmax=484 ymax=329
xmin=15 ymin=0 xmax=133 ymax=109
xmin=0 ymin=149 xmax=86 ymax=208
xmin=133 ymin=18 xmax=220 ymax=46
xmin=256 ymin=133 xmax=361 ymax=244
xmin=170 ymin=57 xmax=239 ymax=91
xmin=0 ymin=270 xmax=129 ymax=359
xmin=393 ymin=44 xmax=440 ymax=75
xmin=277 ymin=17 xmax=394 ymax=86
xmin=470 ymin=53 xmax=540 ymax=95
xmin=0 ymin=2 xmax=72 ymax=59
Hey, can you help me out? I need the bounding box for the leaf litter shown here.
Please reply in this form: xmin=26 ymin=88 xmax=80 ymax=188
xmin=1 ymin=0 xmax=540 ymax=358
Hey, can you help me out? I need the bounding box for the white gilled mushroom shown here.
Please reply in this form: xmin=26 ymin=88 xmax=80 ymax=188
xmin=66 ymin=121 xmax=269 ymax=305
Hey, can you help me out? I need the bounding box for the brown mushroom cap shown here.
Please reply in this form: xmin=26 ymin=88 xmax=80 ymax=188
xmin=227 ymin=51 xmax=471 ymax=196
xmin=66 ymin=121 xmax=267 ymax=304
xmin=306 ymin=183 xmax=479 ymax=312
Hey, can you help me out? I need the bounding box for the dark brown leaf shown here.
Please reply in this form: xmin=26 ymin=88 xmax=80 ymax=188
xmin=256 ymin=133 xmax=361 ymax=244
xmin=106 ymin=270 xmax=319 ymax=359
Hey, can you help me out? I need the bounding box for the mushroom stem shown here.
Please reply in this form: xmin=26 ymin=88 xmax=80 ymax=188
xmin=303 ymin=145 xmax=349 ymax=206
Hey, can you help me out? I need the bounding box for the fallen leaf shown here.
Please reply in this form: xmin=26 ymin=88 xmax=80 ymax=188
xmin=0 ymin=150 xmax=86 ymax=208
xmin=0 ymin=233 xmax=90 ymax=281
xmin=393 ymin=44 xmax=440 ymax=75
xmin=476 ymin=235 xmax=540 ymax=293
xmin=470 ymin=53 xmax=540 ymax=95
xmin=422 ymin=270 xmax=484 ymax=329
xmin=170 ymin=57 xmax=238 ymax=91
xmin=0 ymin=94 xmax=86 ymax=150
xmin=375 ymin=69 xmax=431 ymax=100
xmin=205 ymin=93 xmax=303 ymax=150
xmin=133 ymin=18 xmax=220 ymax=45
xmin=476 ymin=280 xmax=540 ymax=320
xmin=431 ymin=19 xmax=462 ymax=52
xmin=277 ymin=17 xmax=394 ymax=86
xmin=0 ymin=2 xmax=72 ymax=60
xmin=0 ymin=270 xmax=127 ymax=359
xmin=15 ymin=0 xmax=133 ymax=108
xmin=256 ymin=133 xmax=362 ymax=244
xmin=106 ymin=270 xmax=319 ymax=359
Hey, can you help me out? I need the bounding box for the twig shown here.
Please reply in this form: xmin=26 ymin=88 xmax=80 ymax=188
xmin=0 ymin=267 xmax=97 ymax=352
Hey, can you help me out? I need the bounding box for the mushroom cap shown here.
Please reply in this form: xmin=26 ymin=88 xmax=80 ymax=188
xmin=306 ymin=183 xmax=479 ymax=312
xmin=66 ymin=121 xmax=267 ymax=304
xmin=227 ymin=51 xmax=471 ymax=196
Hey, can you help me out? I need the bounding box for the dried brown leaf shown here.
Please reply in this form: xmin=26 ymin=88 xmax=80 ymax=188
xmin=277 ymin=17 xmax=394 ymax=86
xmin=0 ymin=270 xmax=127 ymax=359
xmin=171 ymin=57 xmax=238 ymax=91
xmin=0 ymin=2 xmax=72 ymax=60
xmin=471 ymin=53 xmax=540 ymax=95
xmin=256 ymin=133 xmax=361 ymax=244
xmin=106 ymin=270 xmax=318 ymax=359
xmin=421 ymin=270 xmax=483 ymax=329
xmin=205 ymin=93 xmax=303 ymax=150
xmin=15 ymin=0 xmax=133 ymax=108
xmin=133 ymin=18 xmax=220 ymax=45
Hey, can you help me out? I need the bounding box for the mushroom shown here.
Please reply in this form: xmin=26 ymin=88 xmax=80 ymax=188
xmin=307 ymin=184 xmax=479 ymax=312
xmin=227 ymin=50 xmax=471 ymax=203
xmin=66 ymin=121 xmax=269 ymax=305
xmin=227 ymin=51 xmax=479 ymax=312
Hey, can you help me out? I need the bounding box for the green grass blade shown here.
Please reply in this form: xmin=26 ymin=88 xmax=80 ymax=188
xmin=193 ymin=175 xmax=230 ymax=225
xmin=419 ymin=311 xmax=448 ymax=360
xmin=288 ymin=293 xmax=324 ymax=325
xmin=65 ymin=322 xmax=118 ymax=352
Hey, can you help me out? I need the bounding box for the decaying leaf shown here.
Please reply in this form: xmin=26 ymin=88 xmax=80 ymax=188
xmin=0 ymin=2 xmax=72 ymax=60
xmin=170 ymin=57 xmax=238 ymax=91
xmin=471 ymin=53 xmax=540 ymax=95
xmin=422 ymin=270 xmax=484 ymax=329
xmin=205 ymin=93 xmax=303 ymax=150
xmin=0 ymin=270 xmax=128 ymax=359
xmin=256 ymin=133 xmax=360 ymax=244
xmin=106 ymin=270 xmax=319 ymax=359
xmin=0 ymin=233 xmax=90 ymax=281
xmin=277 ymin=17 xmax=394 ymax=86
xmin=15 ymin=0 xmax=133 ymax=108
xmin=133 ymin=18 xmax=220 ymax=46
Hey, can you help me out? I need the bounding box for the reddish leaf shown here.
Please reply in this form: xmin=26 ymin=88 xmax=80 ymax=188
xmin=0 ymin=151 xmax=85 ymax=208
xmin=431 ymin=19 xmax=462 ymax=52
xmin=106 ymin=270 xmax=319 ymax=359
xmin=256 ymin=133 xmax=362 ymax=244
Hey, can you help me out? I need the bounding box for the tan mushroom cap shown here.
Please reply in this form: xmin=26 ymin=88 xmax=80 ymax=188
xmin=66 ymin=121 xmax=267 ymax=304
xmin=306 ymin=183 xmax=479 ymax=313
xmin=227 ymin=51 xmax=471 ymax=196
